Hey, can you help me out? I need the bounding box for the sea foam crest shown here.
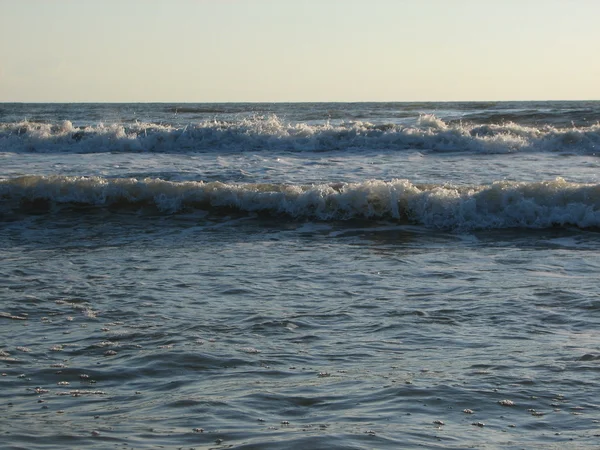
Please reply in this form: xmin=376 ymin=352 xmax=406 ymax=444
xmin=2 ymin=176 xmax=600 ymax=230
xmin=0 ymin=115 xmax=599 ymax=154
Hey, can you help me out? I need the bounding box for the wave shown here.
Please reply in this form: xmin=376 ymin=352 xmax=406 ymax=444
xmin=1 ymin=115 xmax=599 ymax=154
xmin=455 ymin=107 xmax=600 ymax=127
xmin=3 ymin=175 xmax=600 ymax=230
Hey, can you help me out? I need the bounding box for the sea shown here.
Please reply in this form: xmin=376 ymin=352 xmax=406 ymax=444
xmin=1 ymin=101 xmax=600 ymax=449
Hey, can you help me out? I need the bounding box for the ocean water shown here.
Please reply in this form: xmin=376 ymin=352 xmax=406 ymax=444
xmin=1 ymin=101 xmax=600 ymax=449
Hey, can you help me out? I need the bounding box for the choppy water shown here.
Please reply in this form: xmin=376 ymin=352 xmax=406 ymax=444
xmin=2 ymin=102 xmax=600 ymax=449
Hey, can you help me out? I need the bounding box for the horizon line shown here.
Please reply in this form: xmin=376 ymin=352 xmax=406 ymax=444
xmin=1 ymin=99 xmax=599 ymax=104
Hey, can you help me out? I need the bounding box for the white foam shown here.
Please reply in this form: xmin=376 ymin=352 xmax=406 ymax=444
xmin=1 ymin=115 xmax=599 ymax=154
xmin=2 ymin=175 xmax=600 ymax=230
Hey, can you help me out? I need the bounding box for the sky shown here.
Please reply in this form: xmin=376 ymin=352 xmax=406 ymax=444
xmin=0 ymin=0 xmax=599 ymax=102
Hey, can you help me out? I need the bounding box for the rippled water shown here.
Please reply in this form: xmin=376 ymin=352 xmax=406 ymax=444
xmin=2 ymin=215 xmax=600 ymax=449
xmin=2 ymin=102 xmax=600 ymax=449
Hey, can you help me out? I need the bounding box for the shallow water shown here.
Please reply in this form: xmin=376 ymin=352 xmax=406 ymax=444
xmin=3 ymin=216 xmax=600 ymax=449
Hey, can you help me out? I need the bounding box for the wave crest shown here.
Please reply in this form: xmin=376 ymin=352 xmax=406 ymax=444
xmin=1 ymin=115 xmax=599 ymax=154
xmin=2 ymin=175 xmax=600 ymax=230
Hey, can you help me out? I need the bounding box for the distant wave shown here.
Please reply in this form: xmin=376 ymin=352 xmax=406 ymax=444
xmin=165 ymin=106 xmax=233 ymax=114
xmin=455 ymin=107 xmax=600 ymax=127
xmin=3 ymin=175 xmax=600 ymax=230
xmin=1 ymin=115 xmax=599 ymax=154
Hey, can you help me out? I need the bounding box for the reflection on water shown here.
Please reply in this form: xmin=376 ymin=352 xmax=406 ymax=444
xmin=2 ymin=217 xmax=600 ymax=448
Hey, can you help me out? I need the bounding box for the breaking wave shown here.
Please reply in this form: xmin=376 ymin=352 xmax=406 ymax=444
xmin=3 ymin=175 xmax=600 ymax=230
xmin=1 ymin=115 xmax=599 ymax=154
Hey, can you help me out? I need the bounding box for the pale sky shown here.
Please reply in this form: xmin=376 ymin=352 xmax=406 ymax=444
xmin=1 ymin=0 xmax=599 ymax=102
